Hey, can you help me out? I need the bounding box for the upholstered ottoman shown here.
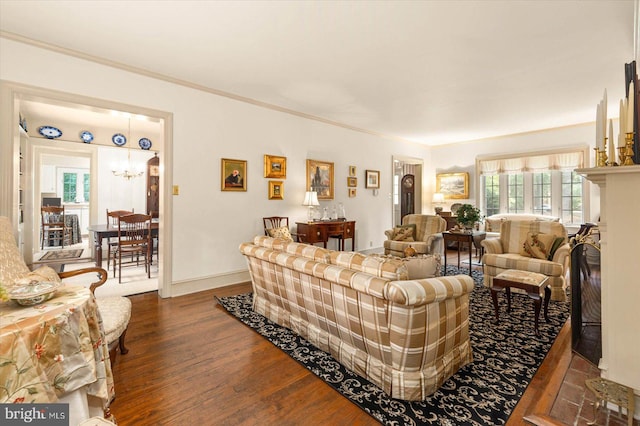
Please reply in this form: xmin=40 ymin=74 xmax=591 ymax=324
xmin=490 ymin=269 xmax=550 ymax=336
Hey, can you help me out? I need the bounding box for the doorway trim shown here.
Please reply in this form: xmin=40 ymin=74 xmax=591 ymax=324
xmin=0 ymin=80 xmax=174 ymax=298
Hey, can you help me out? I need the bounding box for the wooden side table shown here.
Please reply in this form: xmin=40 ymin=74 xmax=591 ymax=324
xmin=442 ymin=231 xmax=485 ymax=276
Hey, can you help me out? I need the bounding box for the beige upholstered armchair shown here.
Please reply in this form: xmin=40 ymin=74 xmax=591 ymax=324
xmin=384 ymin=214 xmax=446 ymax=257
xmin=481 ymin=220 xmax=570 ymax=301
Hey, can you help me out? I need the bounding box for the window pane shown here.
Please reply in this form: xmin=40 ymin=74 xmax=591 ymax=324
xmin=532 ymin=172 xmax=551 ymax=215
xmin=63 ymin=173 xmax=77 ymax=203
xmin=507 ymin=174 xmax=524 ymax=213
xmin=483 ymin=174 xmax=500 ymax=216
xmin=561 ymin=171 xmax=583 ymax=224
xmin=83 ymin=173 xmax=90 ymax=202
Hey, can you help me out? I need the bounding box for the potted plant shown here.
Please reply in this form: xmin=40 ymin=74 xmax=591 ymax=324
xmin=456 ymin=204 xmax=481 ymax=230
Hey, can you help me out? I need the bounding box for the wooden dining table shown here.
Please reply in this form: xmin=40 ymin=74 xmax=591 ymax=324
xmin=87 ymin=222 xmax=158 ymax=268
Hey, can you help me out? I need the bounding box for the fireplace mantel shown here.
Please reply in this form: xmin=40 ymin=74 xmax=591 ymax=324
xmin=576 ymin=165 xmax=640 ymax=396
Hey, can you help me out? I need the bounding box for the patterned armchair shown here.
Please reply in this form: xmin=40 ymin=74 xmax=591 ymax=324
xmin=384 ymin=214 xmax=446 ymax=257
xmin=481 ymin=220 xmax=570 ymax=301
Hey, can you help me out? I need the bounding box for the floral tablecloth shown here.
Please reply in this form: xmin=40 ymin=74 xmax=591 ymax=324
xmin=0 ymin=285 xmax=114 ymax=407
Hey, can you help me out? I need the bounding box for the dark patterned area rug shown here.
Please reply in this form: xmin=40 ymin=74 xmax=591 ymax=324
xmin=215 ymin=266 xmax=570 ymax=425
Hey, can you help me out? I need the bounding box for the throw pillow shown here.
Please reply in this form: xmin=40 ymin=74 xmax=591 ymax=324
xmin=392 ymin=226 xmax=415 ymax=241
xmin=267 ymin=226 xmax=293 ymax=242
xmin=547 ymin=236 xmax=565 ymax=260
xmin=520 ymin=232 xmax=557 ymax=259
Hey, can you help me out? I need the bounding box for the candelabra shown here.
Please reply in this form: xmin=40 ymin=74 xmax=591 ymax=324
xmin=623 ymin=132 xmax=636 ymax=166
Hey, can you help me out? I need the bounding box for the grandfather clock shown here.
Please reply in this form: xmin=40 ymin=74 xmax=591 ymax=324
xmin=146 ymin=153 xmax=159 ymax=218
xmin=400 ymin=174 xmax=415 ymax=220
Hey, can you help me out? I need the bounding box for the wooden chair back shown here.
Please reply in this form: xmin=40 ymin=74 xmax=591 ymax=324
xmin=117 ymin=214 xmax=152 ymax=249
xmin=41 ymin=206 xmax=67 ymax=249
xmin=263 ymin=216 xmax=289 ymax=235
xmin=107 ymin=209 xmax=134 ymax=227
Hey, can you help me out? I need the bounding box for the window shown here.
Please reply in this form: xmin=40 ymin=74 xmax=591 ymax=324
xmin=532 ymin=172 xmax=552 ymax=215
xmin=478 ymin=149 xmax=586 ymax=225
xmin=561 ymin=171 xmax=583 ymax=224
xmin=484 ymin=174 xmax=500 ymax=216
xmin=58 ymin=168 xmax=90 ymax=203
xmin=63 ymin=173 xmax=77 ymax=203
xmin=507 ymin=174 xmax=524 ymax=213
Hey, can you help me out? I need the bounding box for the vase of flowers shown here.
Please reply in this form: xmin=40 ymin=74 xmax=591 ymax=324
xmin=456 ymin=204 xmax=481 ymax=231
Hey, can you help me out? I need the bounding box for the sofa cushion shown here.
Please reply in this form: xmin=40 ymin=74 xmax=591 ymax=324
xmin=520 ymin=232 xmax=557 ymax=259
xmin=483 ymin=253 xmax=564 ymax=277
xmin=330 ymin=251 xmax=408 ymax=280
xmin=391 ymin=225 xmax=415 ymax=241
xmin=266 ymin=226 xmax=293 ymax=242
xmin=548 ymin=236 xmax=565 ymax=260
xmin=484 ymin=217 xmax=506 ymax=233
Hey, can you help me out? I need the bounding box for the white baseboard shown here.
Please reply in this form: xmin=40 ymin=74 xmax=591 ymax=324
xmin=170 ymin=269 xmax=250 ymax=297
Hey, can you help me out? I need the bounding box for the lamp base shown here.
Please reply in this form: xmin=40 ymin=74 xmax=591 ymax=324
xmin=434 ymin=206 xmax=443 ymax=214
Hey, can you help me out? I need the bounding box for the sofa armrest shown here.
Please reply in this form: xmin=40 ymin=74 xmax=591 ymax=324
xmin=481 ymin=238 xmax=503 ymax=254
xmin=384 ymin=229 xmax=395 ymax=240
xmin=58 ymin=267 xmax=108 ymax=295
xmin=551 ymin=243 xmax=570 ymax=266
xmin=385 ymin=274 xmax=475 ymax=305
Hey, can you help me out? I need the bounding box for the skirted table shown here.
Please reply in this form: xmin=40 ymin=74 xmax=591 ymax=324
xmin=44 ymin=213 xmax=83 ymax=247
xmin=0 ymin=285 xmax=114 ymax=423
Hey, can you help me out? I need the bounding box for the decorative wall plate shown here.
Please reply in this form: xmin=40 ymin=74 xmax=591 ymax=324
xmin=80 ymin=130 xmax=94 ymax=143
xmin=38 ymin=126 xmax=63 ymax=139
xmin=138 ymin=138 xmax=152 ymax=150
xmin=112 ymin=133 xmax=127 ymax=146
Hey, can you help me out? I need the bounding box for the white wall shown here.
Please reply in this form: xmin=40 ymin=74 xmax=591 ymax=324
xmin=0 ymin=37 xmax=430 ymax=290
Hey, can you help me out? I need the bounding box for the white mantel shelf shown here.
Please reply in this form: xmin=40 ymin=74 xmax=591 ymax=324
xmin=576 ymin=165 xmax=640 ymax=397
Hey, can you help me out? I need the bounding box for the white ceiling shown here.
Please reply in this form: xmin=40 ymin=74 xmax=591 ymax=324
xmin=0 ymin=0 xmax=637 ymax=146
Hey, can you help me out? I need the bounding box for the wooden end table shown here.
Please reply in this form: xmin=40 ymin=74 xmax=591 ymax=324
xmin=442 ymin=231 xmax=486 ymax=277
xmin=491 ymin=269 xmax=550 ymax=337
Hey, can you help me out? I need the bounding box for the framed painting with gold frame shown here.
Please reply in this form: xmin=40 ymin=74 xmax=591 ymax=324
xmin=347 ymin=177 xmax=357 ymax=187
xmin=349 ymin=165 xmax=356 ymax=177
xmin=306 ymin=159 xmax=334 ymax=200
xmin=348 ymin=188 xmax=356 ymax=198
xmin=268 ymin=181 xmax=284 ymax=200
xmin=436 ymin=172 xmax=469 ymax=199
xmin=264 ymin=154 xmax=286 ymax=178
xmin=221 ymin=158 xmax=247 ymax=191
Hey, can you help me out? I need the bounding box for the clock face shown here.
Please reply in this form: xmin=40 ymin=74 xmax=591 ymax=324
xmin=149 ymin=165 xmax=160 ymax=177
xmin=403 ymin=177 xmax=414 ymax=188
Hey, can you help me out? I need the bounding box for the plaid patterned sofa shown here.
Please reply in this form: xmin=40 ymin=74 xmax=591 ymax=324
xmin=383 ymin=214 xmax=446 ymax=257
xmin=481 ymin=220 xmax=570 ymax=302
xmin=239 ymin=235 xmax=475 ymax=401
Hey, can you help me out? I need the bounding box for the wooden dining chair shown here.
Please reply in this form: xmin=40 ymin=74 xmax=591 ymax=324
xmin=113 ymin=213 xmax=152 ymax=283
xmin=106 ymin=209 xmax=134 ymax=269
xmin=41 ymin=206 xmax=70 ymax=249
xmin=263 ymin=216 xmax=301 ymax=241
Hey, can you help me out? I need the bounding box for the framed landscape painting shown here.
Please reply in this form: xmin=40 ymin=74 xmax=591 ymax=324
xmin=221 ymin=158 xmax=247 ymax=191
xmin=268 ymin=181 xmax=284 ymax=200
xmin=264 ymin=154 xmax=286 ymax=179
xmin=306 ymin=159 xmax=334 ymax=200
xmin=436 ymin=172 xmax=469 ymax=199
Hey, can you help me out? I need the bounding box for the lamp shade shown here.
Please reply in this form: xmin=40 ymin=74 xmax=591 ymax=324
xmin=432 ymin=193 xmax=445 ymax=203
xmin=302 ymin=191 xmax=319 ymax=206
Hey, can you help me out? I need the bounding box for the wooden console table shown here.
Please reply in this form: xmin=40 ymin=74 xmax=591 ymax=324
xmin=296 ymin=220 xmax=355 ymax=251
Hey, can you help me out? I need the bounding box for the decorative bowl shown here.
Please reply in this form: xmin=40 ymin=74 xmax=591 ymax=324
xmin=8 ymin=281 xmax=62 ymax=306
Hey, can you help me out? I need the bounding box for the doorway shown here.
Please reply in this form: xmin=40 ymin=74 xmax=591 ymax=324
xmin=2 ymin=81 xmax=174 ymax=297
xmin=392 ymin=156 xmax=423 ymax=227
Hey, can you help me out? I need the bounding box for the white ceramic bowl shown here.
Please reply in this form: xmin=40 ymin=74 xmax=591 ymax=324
xmin=9 ymin=281 xmax=62 ymax=306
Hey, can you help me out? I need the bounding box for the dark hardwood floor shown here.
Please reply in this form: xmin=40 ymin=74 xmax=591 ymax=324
xmin=107 ymin=250 xmax=600 ymax=426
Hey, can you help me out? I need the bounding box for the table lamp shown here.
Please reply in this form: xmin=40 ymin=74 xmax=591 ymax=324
xmin=302 ymin=191 xmax=320 ymax=222
xmin=432 ymin=193 xmax=445 ymax=214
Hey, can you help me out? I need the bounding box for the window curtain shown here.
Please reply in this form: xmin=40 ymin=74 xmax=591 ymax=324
xmin=478 ymin=151 xmax=584 ymax=175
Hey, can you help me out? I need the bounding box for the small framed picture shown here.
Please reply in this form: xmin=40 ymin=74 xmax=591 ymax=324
xmin=268 ymin=181 xmax=284 ymax=200
xmin=221 ymin=158 xmax=247 ymax=191
xmin=347 ymin=177 xmax=357 ymax=187
xmin=349 ymin=165 xmax=356 ymax=177
xmin=306 ymin=159 xmax=334 ymax=200
xmin=264 ymin=154 xmax=286 ymax=179
xmin=349 ymin=188 xmax=356 ymax=198
xmin=365 ymin=170 xmax=380 ymax=189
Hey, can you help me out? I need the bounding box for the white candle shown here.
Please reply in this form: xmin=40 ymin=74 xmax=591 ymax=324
xmin=596 ymin=103 xmax=602 ymax=149
xmin=627 ymin=81 xmax=635 ymax=133
xmin=619 ymin=99 xmax=626 ymax=147
xmin=602 ymin=89 xmax=607 ymax=132
xmin=608 ymin=119 xmax=615 ymax=161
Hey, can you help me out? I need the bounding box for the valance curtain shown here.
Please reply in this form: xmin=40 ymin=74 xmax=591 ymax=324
xmin=478 ymin=151 xmax=584 ymax=175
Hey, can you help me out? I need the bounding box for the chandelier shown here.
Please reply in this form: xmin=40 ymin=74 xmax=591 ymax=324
xmin=112 ymin=118 xmax=144 ymax=180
